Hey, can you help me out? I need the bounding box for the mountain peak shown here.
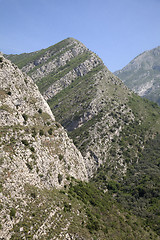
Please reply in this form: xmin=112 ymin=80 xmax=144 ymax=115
xmin=115 ymin=45 xmax=160 ymax=105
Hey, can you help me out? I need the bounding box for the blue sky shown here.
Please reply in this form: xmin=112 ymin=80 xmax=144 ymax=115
xmin=0 ymin=0 xmax=160 ymax=71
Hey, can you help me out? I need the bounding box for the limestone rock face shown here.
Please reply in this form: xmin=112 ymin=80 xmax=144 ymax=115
xmin=114 ymin=46 xmax=160 ymax=105
xmin=0 ymin=55 xmax=88 ymax=239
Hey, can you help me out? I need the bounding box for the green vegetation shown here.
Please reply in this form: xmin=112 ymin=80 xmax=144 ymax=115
xmin=48 ymin=127 xmax=53 ymax=135
xmin=10 ymin=208 xmax=16 ymax=219
xmin=30 ymin=146 xmax=35 ymax=152
xmin=22 ymin=113 xmax=28 ymax=122
xmin=115 ymin=134 xmax=160 ymax=234
xmin=39 ymin=129 xmax=44 ymax=136
xmin=38 ymin=108 xmax=42 ymax=114
xmin=21 ymin=139 xmax=29 ymax=146
xmin=26 ymin=161 xmax=33 ymax=171
xmin=9 ymin=182 xmax=158 ymax=239
xmin=31 ymin=128 xmax=37 ymax=138
xmin=0 ymin=183 xmax=2 ymax=192
xmin=7 ymin=91 xmax=11 ymax=95
xmin=58 ymin=173 xmax=63 ymax=184
xmin=58 ymin=154 xmax=63 ymax=161
xmin=91 ymin=95 xmax=160 ymax=235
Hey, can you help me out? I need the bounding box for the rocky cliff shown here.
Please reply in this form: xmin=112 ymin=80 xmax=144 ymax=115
xmin=114 ymin=46 xmax=160 ymax=105
xmin=0 ymin=54 xmax=88 ymax=239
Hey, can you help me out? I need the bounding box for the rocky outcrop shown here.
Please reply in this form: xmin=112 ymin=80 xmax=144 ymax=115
xmin=44 ymin=53 xmax=102 ymax=100
xmin=28 ymin=41 xmax=88 ymax=82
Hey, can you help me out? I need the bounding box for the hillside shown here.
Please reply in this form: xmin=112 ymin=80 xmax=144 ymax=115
xmin=114 ymin=46 xmax=160 ymax=105
xmin=0 ymin=54 xmax=88 ymax=239
xmin=5 ymin=38 xmax=160 ymax=237
xmin=1 ymin=55 xmax=158 ymax=239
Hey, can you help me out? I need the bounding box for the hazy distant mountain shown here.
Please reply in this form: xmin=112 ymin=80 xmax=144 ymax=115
xmin=4 ymin=39 xmax=160 ymax=238
xmin=114 ymin=46 xmax=160 ymax=105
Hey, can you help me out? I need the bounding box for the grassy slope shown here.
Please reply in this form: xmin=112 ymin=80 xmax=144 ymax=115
xmin=7 ymin=180 xmax=159 ymax=240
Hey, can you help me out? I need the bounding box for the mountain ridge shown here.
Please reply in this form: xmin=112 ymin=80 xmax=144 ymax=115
xmin=3 ymin=38 xmax=160 ymax=238
xmin=114 ymin=45 xmax=160 ymax=105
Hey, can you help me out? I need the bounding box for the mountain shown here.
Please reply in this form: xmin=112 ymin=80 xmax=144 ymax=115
xmin=5 ymin=38 xmax=134 ymax=177
xmin=114 ymin=46 xmax=160 ymax=105
xmin=0 ymin=55 xmax=157 ymax=240
xmin=4 ymin=39 xmax=160 ymax=238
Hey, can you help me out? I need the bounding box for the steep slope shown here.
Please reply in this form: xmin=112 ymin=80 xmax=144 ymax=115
xmin=0 ymin=54 xmax=88 ymax=238
xmin=6 ymin=39 xmax=160 ymax=177
xmin=5 ymin=39 xmax=160 ymax=236
xmin=5 ymin=38 xmax=134 ymax=177
xmin=114 ymin=46 xmax=160 ymax=105
xmin=0 ymin=55 xmax=158 ymax=240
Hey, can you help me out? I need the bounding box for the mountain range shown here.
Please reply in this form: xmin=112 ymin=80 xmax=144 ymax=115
xmin=1 ymin=38 xmax=160 ymax=239
xmin=114 ymin=46 xmax=160 ymax=105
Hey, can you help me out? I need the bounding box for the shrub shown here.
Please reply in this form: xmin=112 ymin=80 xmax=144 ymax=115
xmin=55 ymin=122 xmax=61 ymax=128
xmin=30 ymin=146 xmax=35 ymax=152
xmin=10 ymin=208 xmax=16 ymax=219
xmin=24 ymin=78 xmax=28 ymax=84
xmin=58 ymin=173 xmax=63 ymax=184
xmin=22 ymin=113 xmax=28 ymax=122
xmin=10 ymin=137 xmax=16 ymax=144
xmin=31 ymin=192 xmax=36 ymax=199
xmin=7 ymin=91 xmax=11 ymax=95
xmin=86 ymin=219 xmax=100 ymax=232
xmin=59 ymin=154 xmax=63 ymax=161
xmin=22 ymin=139 xmax=29 ymax=146
xmin=48 ymin=128 xmax=53 ymax=135
xmin=38 ymin=108 xmax=42 ymax=114
xmin=32 ymin=128 xmax=37 ymax=138
xmin=0 ymin=183 xmax=2 ymax=193
xmin=39 ymin=129 xmax=44 ymax=136
xmin=63 ymin=202 xmax=72 ymax=212
xmin=26 ymin=161 xmax=33 ymax=171
xmin=47 ymin=121 xmax=50 ymax=126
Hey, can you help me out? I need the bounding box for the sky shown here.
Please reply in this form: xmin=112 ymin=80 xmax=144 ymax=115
xmin=0 ymin=0 xmax=160 ymax=72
